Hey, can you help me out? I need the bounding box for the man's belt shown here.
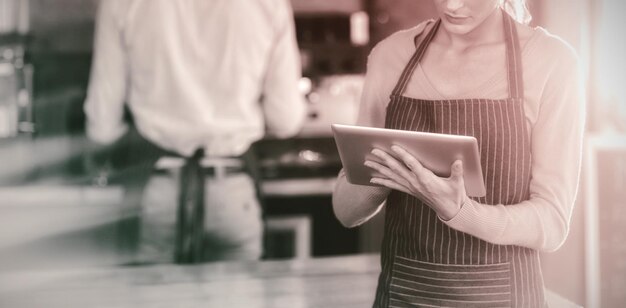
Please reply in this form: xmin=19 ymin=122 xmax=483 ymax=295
xmin=153 ymin=165 xmax=245 ymax=178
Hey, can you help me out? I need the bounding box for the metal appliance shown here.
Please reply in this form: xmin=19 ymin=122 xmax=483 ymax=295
xmin=0 ymin=0 xmax=33 ymax=138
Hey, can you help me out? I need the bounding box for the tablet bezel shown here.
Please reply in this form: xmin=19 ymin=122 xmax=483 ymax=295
xmin=331 ymin=124 xmax=486 ymax=197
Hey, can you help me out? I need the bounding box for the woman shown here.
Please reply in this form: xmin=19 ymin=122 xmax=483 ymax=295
xmin=332 ymin=0 xmax=585 ymax=306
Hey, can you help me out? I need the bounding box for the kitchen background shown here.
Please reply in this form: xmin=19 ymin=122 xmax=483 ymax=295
xmin=0 ymin=0 xmax=624 ymax=307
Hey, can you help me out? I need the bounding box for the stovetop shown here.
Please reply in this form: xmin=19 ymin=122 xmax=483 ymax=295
xmin=254 ymin=137 xmax=342 ymax=180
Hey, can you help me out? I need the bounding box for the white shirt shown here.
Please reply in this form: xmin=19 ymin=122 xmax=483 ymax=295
xmin=84 ymin=0 xmax=307 ymax=157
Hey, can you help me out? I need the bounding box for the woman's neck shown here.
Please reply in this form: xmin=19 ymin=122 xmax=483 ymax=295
xmin=436 ymin=9 xmax=505 ymax=52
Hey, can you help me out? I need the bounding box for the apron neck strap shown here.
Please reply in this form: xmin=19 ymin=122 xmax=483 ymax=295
xmin=390 ymin=11 xmax=524 ymax=100
xmin=502 ymin=12 xmax=524 ymax=100
xmin=391 ymin=19 xmax=441 ymax=97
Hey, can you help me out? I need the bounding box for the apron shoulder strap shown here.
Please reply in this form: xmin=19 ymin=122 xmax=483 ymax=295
xmin=391 ymin=19 xmax=441 ymax=97
xmin=503 ymin=12 xmax=524 ymax=100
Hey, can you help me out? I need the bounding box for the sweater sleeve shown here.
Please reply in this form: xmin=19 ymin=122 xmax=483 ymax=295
xmin=332 ymin=169 xmax=390 ymax=227
xmin=332 ymin=22 xmax=432 ymax=228
xmin=331 ymin=41 xmax=392 ymax=228
xmin=441 ymin=41 xmax=586 ymax=252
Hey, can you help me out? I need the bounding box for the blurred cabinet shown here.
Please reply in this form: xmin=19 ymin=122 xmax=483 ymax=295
xmin=264 ymin=195 xmax=360 ymax=258
xmin=292 ymin=0 xmax=369 ymax=79
xmin=366 ymin=0 xmax=436 ymax=45
xmin=29 ymin=0 xmax=98 ymax=53
xmin=257 ymin=137 xmax=360 ymax=258
xmin=291 ymin=0 xmax=363 ymax=15
xmin=20 ymin=0 xmax=99 ymax=137
xmin=264 ymin=215 xmax=311 ymax=259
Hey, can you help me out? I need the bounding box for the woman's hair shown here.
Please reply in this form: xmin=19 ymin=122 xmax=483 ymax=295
xmin=501 ymin=0 xmax=532 ymax=24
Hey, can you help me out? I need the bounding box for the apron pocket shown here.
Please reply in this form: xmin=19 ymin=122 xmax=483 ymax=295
xmin=389 ymin=256 xmax=511 ymax=307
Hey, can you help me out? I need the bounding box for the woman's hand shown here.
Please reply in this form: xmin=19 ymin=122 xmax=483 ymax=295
xmin=364 ymin=145 xmax=467 ymax=220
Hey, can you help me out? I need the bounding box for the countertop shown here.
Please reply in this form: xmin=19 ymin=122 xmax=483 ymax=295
xmin=0 ymin=254 xmax=381 ymax=308
xmin=0 ymin=253 xmax=581 ymax=308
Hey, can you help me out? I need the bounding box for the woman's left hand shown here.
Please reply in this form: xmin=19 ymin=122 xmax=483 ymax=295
xmin=364 ymin=145 xmax=467 ymax=220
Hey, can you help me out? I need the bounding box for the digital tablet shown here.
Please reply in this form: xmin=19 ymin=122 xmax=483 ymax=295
xmin=331 ymin=124 xmax=486 ymax=197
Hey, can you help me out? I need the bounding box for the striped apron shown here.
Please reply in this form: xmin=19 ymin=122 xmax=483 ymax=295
xmin=374 ymin=14 xmax=546 ymax=307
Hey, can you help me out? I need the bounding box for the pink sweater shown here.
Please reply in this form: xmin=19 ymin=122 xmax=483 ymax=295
xmin=332 ymin=20 xmax=586 ymax=252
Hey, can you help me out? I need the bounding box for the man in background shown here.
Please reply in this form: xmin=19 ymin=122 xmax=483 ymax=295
xmin=84 ymin=0 xmax=307 ymax=263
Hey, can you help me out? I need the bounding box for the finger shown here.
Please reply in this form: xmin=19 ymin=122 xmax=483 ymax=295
xmin=390 ymin=145 xmax=441 ymax=191
xmin=370 ymin=148 xmax=416 ymax=182
xmin=364 ymin=159 xmax=408 ymax=186
xmin=371 ymin=171 xmax=387 ymax=178
xmin=367 ymin=158 xmax=425 ymax=196
xmin=390 ymin=145 xmax=438 ymax=186
xmin=449 ymin=160 xmax=464 ymax=182
xmin=364 ymin=161 xmax=387 ymax=178
xmin=390 ymin=145 xmax=426 ymax=173
xmin=370 ymin=177 xmax=411 ymax=195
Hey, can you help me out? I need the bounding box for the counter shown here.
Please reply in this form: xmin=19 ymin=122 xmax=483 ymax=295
xmin=0 ymin=254 xmax=380 ymax=308
xmin=0 ymin=253 xmax=581 ymax=308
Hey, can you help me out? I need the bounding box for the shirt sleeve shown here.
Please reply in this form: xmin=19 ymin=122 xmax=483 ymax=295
xmin=441 ymin=45 xmax=586 ymax=252
xmin=83 ymin=0 xmax=129 ymax=145
xmin=260 ymin=1 xmax=307 ymax=139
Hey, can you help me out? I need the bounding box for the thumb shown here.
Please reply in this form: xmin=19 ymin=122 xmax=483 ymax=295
xmin=450 ymin=160 xmax=463 ymax=181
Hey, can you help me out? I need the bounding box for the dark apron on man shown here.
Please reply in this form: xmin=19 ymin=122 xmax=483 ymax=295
xmin=373 ymin=13 xmax=546 ymax=307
